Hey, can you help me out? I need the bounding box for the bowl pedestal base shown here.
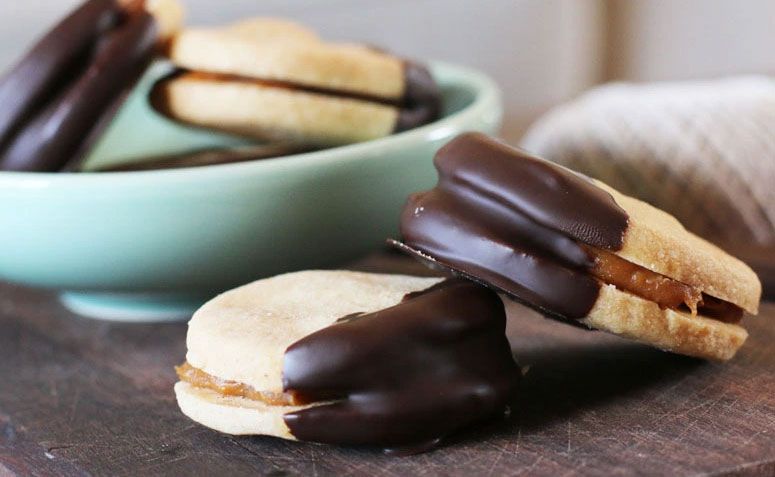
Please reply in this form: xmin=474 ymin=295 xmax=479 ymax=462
xmin=60 ymin=291 xmax=205 ymax=322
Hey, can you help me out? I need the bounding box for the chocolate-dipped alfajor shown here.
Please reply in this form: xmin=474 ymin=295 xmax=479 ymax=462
xmin=395 ymin=132 xmax=762 ymax=361
xmin=0 ymin=0 xmax=183 ymax=172
xmin=151 ymin=18 xmax=441 ymax=146
xmin=174 ymin=270 xmax=520 ymax=452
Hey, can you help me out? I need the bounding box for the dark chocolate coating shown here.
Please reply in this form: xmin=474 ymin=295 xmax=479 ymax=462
xmin=394 ymin=62 xmax=442 ymax=132
xmin=433 ymin=133 xmax=628 ymax=249
xmin=397 ymin=132 xmax=629 ymax=320
xmin=283 ymin=279 xmax=520 ymax=452
xmin=0 ymin=0 xmax=122 ymax=157
xmin=93 ymin=143 xmax=311 ymax=172
xmin=0 ymin=11 xmax=157 ymax=172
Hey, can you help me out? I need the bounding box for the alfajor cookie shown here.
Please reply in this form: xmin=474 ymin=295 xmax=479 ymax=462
xmin=175 ymin=270 xmax=520 ymax=451
xmin=0 ymin=0 xmax=183 ymax=172
xmin=152 ymin=18 xmax=441 ymax=146
xmin=394 ymin=132 xmax=762 ymax=361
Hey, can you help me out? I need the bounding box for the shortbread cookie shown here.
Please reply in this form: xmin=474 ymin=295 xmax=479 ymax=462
xmin=175 ymin=271 xmax=520 ymax=451
xmin=0 ymin=0 xmax=183 ymax=172
xmin=395 ymin=133 xmax=762 ymax=361
xmin=153 ymin=19 xmax=441 ymax=145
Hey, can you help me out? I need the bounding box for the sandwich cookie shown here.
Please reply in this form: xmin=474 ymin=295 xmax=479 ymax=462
xmin=0 ymin=0 xmax=183 ymax=172
xmin=174 ymin=270 xmax=520 ymax=452
xmin=152 ymin=19 xmax=441 ymax=146
xmin=394 ymin=133 xmax=762 ymax=361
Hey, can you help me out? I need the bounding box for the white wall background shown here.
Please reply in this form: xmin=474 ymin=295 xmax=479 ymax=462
xmin=608 ymin=0 xmax=775 ymax=81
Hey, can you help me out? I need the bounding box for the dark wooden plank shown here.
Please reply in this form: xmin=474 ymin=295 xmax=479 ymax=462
xmin=1 ymin=413 xmax=87 ymax=477
xmin=0 ymin=253 xmax=774 ymax=476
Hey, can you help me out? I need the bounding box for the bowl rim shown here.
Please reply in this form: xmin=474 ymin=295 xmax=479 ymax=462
xmin=0 ymin=61 xmax=501 ymax=187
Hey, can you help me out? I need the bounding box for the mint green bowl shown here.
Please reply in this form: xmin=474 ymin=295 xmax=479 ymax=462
xmin=0 ymin=61 xmax=502 ymax=321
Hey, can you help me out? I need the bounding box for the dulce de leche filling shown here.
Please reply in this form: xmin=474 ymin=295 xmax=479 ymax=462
xmin=181 ymin=71 xmax=402 ymax=106
xmin=587 ymin=246 xmax=743 ymax=323
xmin=175 ymin=362 xmax=300 ymax=406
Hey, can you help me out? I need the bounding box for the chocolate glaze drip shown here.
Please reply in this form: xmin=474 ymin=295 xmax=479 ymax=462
xmin=397 ymin=133 xmax=629 ymax=320
xmin=0 ymin=0 xmax=122 ymax=156
xmin=395 ymin=62 xmax=442 ymax=133
xmin=0 ymin=1 xmax=157 ymax=172
xmin=283 ymin=279 xmax=520 ymax=452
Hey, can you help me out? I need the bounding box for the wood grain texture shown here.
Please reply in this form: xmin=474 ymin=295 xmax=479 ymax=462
xmin=0 ymin=251 xmax=773 ymax=476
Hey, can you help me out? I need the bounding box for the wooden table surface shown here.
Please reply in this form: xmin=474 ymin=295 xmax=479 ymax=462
xmin=1 ymin=252 xmax=774 ymax=476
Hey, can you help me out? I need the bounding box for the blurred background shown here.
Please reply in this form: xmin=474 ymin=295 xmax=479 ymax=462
xmin=0 ymin=0 xmax=773 ymax=295
xmin=2 ymin=0 xmax=775 ymax=143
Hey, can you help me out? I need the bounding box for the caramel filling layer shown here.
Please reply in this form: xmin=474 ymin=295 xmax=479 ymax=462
xmin=587 ymin=247 xmax=743 ymax=323
xmin=175 ymin=362 xmax=299 ymax=405
xmin=183 ymin=71 xmax=402 ymax=107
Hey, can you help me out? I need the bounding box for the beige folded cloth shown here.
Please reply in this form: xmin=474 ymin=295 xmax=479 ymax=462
xmin=521 ymin=76 xmax=775 ymax=248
